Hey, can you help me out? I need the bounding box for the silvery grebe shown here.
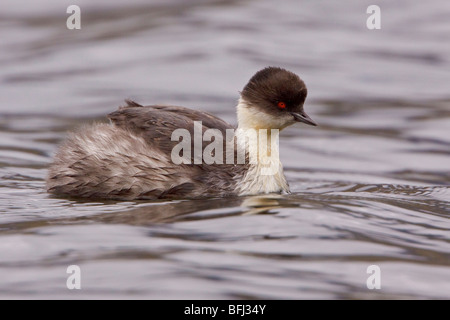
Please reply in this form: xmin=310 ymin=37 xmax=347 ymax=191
xmin=47 ymin=67 xmax=317 ymax=200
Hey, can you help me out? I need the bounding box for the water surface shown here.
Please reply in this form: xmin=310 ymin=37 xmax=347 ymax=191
xmin=0 ymin=0 xmax=449 ymax=299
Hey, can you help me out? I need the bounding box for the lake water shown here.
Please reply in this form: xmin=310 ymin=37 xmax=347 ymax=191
xmin=0 ymin=0 xmax=449 ymax=299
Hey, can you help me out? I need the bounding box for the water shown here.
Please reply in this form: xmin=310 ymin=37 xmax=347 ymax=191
xmin=0 ymin=0 xmax=449 ymax=299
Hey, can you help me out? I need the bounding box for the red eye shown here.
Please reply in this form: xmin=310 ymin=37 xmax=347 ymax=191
xmin=277 ymin=102 xmax=286 ymax=109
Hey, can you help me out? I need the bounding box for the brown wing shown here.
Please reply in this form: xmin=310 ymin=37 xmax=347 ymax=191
xmin=108 ymin=100 xmax=234 ymax=161
xmin=47 ymin=100 xmax=244 ymax=200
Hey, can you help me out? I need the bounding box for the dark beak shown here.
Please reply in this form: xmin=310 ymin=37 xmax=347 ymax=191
xmin=290 ymin=111 xmax=318 ymax=126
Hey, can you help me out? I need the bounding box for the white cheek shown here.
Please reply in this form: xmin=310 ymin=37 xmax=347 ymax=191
xmin=237 ymin=99 xmax=294 ymax=130
xmin=253 ymin=110 xmax=294 ymax=129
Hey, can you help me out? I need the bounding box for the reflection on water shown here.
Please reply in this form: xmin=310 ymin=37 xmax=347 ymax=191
xmin=0 ymin=0 xmax=449 ymax=299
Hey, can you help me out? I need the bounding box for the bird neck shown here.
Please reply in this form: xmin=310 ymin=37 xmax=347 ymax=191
xmin=235 ymin=98 xmax=278 ymax=160
xmin=237 ymin=98 xmax=277 ymax=131
xmin=234 ymin=98 xmax=289 ymax=195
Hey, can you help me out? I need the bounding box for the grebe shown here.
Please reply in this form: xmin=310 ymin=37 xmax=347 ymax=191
xmin=47 ymin=67 xmax=317 ymax=200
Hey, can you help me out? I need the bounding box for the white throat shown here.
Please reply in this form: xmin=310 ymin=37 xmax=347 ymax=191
xmin=235 ymin=98 xmax=290 ymax=196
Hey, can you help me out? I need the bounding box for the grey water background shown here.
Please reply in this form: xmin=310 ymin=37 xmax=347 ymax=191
xmin=0 ymin=0 xmax=449 ymax=299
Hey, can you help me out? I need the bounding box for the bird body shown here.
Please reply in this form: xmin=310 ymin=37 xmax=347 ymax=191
xmin=47 ymin=67 xmax=317 ymax=200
